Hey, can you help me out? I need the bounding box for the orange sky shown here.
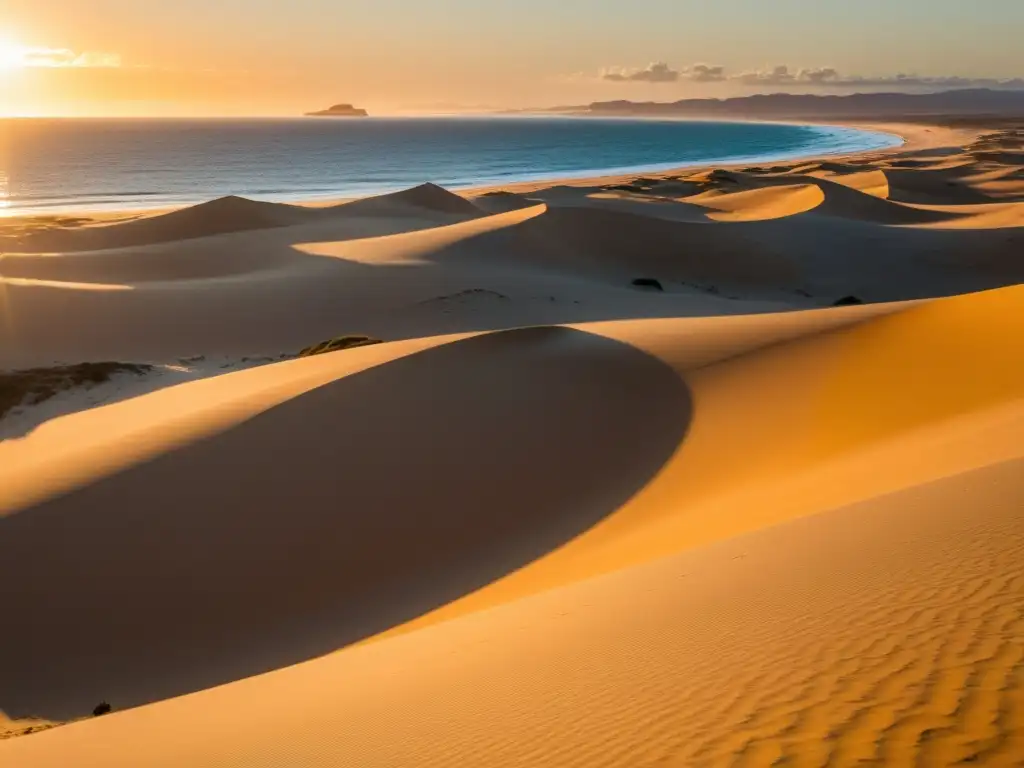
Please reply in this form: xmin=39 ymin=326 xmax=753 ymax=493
xmin=3 ymin=0 xmax=1023 ymax=117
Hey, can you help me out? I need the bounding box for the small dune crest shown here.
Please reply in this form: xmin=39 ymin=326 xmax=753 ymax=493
xmin=14 ymin=196 xmax=323 ymax=254
xmin=158 ymin=195 xmax=320 ymax=231
xmin=473 ymin=190 xmax=543 ymax=213
xmin=681 ymin=167 xmax=758 ymax=189
xmin=809 ymin=176 xmax=965 ymax=224
xmin=392 ymin=183 xmax=484 ymax=214
xmin=687 ymin=183 xmax=826 ymax=222
xmin=811 ymin=168 xmax=890 ymax=197
xmin=333 ymin=183 xmax=483 ymax=217
xmin=517 ymin=205 xmax=798 ymax=287
xmin=882 ymin=167 xmax=1006 ymax=205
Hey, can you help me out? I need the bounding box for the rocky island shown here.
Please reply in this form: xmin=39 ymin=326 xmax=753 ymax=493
xmin=305 ymin=103 xmax=369 ymax=117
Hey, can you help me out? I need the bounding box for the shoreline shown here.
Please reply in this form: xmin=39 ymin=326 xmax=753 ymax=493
xmin=457 ymin=120 xmax=981 ymax=199
xmin=0 ymin=119 xmax=979 ymax=223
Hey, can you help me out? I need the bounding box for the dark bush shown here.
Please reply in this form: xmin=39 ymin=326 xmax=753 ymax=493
xmin=631 ymin=278 xmax=664 ymax=292
xmin=92 ymin=702 xmax=112 ymax=717
xmin=606 ymin=183 xmax=647 ymax=193
xmin=297 ymin=335 xmax=383 ymax=358
xmin=0 ymin=362 xmax=152 ymax=419
xmin=833 ymin=295 xmax=865 ymax=306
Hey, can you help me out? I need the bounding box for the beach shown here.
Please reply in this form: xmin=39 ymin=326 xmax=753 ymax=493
xmin=1 ymin=114 xmax=1023 ymax=766
xmin=463 ymin=120 xmax=980 ymax=196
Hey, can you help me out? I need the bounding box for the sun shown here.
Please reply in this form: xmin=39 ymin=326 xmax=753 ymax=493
xmin=0 ymin=38 xmax=28 ymax=71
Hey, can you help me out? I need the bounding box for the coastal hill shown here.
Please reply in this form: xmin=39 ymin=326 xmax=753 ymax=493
xmin=305 ymin=103 xmax=369 ymax=117
xmin=524 ymin=87 xmax=1024 ymax=120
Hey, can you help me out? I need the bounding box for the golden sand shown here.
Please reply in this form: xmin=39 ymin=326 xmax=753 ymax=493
xmin=1 ymin=121 xmax=1022 ymax=767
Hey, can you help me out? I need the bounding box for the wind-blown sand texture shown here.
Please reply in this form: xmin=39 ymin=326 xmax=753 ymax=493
xmin=1 ymin=122 xmax=1023 ymax=766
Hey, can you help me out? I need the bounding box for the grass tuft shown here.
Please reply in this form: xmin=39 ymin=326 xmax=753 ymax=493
xmin=0 ymin=362 xmax=152 ymax=419
xmin=297 ymin=335 xmax=383 ymax=358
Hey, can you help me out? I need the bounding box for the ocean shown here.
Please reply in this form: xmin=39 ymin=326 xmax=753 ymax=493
xmin=0 ymin=116 xmax=901 ymax=215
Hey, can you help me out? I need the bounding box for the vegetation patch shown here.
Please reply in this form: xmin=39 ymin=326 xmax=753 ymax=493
xmin=605 ymin=183 xmax=649 ymax=193
xmin=631 ymin=277 xmax=664 ymax=291
xmin=297 ymin=335 xmax=383 ymax=358
xmin=0 ymin=721 xmax=62 ymax=741
xmin=0 ymin=362 xmax=153 ymax=419
xmin=833 ymin=295 xmax=865 ymax=306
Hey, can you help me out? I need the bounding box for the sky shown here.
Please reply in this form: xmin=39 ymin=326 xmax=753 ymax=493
xmin=2 ymin=0 xmax=1023 ymax=116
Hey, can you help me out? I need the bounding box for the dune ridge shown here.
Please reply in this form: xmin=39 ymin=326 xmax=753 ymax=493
xmin=1 ymin=121 xmax=1023 ymax=765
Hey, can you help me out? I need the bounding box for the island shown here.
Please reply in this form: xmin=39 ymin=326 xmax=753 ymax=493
xmin=305 ymin=103 xmax=369 ymax=117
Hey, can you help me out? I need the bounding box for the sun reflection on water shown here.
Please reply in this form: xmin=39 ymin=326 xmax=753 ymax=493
xmin=0 ymin=167 xmax=10 ymax=212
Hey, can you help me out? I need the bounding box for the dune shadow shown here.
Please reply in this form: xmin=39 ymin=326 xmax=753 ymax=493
xmin=0 ymin=325 xmax=692 ymax=720
xmin=6 ymin=187 xmax=1024 ymax=369
xmin=0 ymin=187 xmax=484 ymax=256
xmin=0 ymin=203 xmax=793 ymax=368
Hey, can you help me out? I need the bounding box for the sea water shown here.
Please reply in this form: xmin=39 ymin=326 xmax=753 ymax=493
xmin=0 ymin=116 xmax=901 ymax=215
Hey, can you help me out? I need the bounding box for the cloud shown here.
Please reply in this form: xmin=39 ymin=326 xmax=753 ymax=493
xmin=800 ymin=67 xmax=840 ymax=84
xmin=603 ymin=62 xmax=679 ymax=83
xmin=18 ymin=47 xmax=122 ymax=68
xmin=735 ymin=65 xmax=798 ymax=85
xmin=602 ymin=62 xmax=728 ymax=84
xmin=687 ymin=64 xmax=727 ymax=83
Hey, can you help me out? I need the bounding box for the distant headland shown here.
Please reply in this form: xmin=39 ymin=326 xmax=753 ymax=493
xmin=507 ymin=88 xmax=1024 ymax=120
xmin=305 ymin=103 xmax=369 ymax=117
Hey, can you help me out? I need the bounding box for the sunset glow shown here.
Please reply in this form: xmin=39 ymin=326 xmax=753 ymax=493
xmin=1 ymin=0 xmax=1024 ymax=764
xmin=0 ymin=38 xmax=27 ymax=70
xmin=2 ymin=0 xmax=1023 ymax=116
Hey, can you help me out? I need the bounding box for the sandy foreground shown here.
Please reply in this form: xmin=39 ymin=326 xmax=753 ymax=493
xmin=1 ymin=119 xmax=1023 ymax=766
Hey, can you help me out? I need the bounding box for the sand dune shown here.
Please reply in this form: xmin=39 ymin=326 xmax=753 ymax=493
xmin=0 ymin=327 xmax=693 ymax=718
xmin=507 ymin=205 xmax=801 ymax=284
xmin=1 ymin=185 xmax=482 ymax=259
xmin=686 ymin=183 xmax=826 ymax=221
xmin=7 ymin=196 xmax=325 ymax=253
xmin=2 ymin=121 xmax=1024 ymax=766
xmin=8 ymin=455 xmax=1020 ymax=767
xmin=330 ymin=181 xmax=485 ymax=217
xmin=805 ymin=175 xmax=964 ymax=224
xmin=474 ymin=190 xmax=548 ymax=213
xmin=2 ymin=201 xmax=802 ymax=368
xmin=3 ymin=286 xmax=1023 ymax=767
